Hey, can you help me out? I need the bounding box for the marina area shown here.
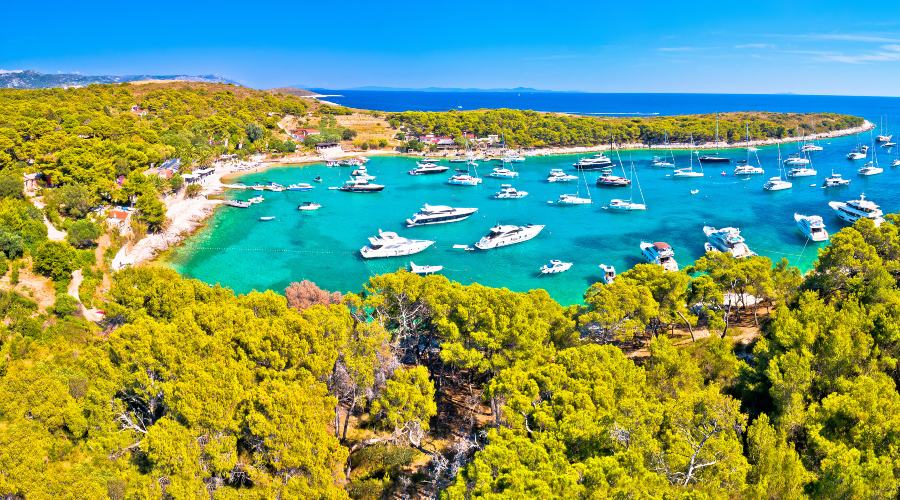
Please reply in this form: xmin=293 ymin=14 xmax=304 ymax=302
xmin=168 ymin=123 xmax=900 ymax=304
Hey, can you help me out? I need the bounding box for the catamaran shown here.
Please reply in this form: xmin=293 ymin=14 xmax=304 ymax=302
xmin=489 ymin=161 xmax=519 ymax=178
xmin=447 ymin=160 xmax=482 ymax=186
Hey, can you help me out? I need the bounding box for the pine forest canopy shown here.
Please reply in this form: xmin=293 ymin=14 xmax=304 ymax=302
xmin=388 ymin=109 xmax=864 ymax=148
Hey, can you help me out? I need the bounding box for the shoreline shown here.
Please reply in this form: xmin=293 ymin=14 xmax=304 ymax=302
xmin=117 ymin=119 xmax=872 ymax=270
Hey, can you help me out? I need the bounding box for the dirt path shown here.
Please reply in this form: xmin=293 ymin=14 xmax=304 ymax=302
xmin=44 ymin=217 xmax=66 ymax=241
xmin=68 ymin=269 xmax=104 ymax=322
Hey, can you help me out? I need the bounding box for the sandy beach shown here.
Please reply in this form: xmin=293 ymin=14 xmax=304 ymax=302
xmin=116 ymin=119 xmax=873 ymax=270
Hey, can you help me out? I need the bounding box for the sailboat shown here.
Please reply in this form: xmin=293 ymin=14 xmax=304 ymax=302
xmin=447 ymin=134 xmax=483 ymax=185
xmin=763 ymin=144 xmax=793 ymax=191
xmin=652 ymin=131 xmax=676 ymax=167
xmin=698 ymin=114 xmax=730 ymax=163
xmin=673 ymin=135 xmax=704 ymax=178
xmin=552 ymin=162 xmax=593 ymax=205
xmin=858 ymin=131 xmax=884 ymax=176
xmin=877 ymin=115 xmax=893 ymax=143
xmin=605 ymin=152 xmax=647 ymax=211
xmin=733 ymin=124 xmax=765 ymax=175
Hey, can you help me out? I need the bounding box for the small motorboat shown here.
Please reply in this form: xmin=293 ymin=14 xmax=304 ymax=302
xmin=598 ymin=264 xmax=616 ymax=284
xmin=225 ymin=200 xmax=251 ymax=208
xmin=259 ymin=216 xmax=276 ymax=221
xmin=690 ymin=189 xmax=700 ymax=195
xmin=605 ymin=199 xmax=647 ymax=211
xmin=248 ymin=196 xmax=265 ymax=204
xmin=298 ymin=202 xmax=321 ymax=211
xmin=313 ymin=176 xmax=323 ymax=183
xmin=547 ymin=169 xmax=578 ymax=182
xmin=286 ymin=183 xmax=314 ymax=191
xmin=553 ymin=193 xmax=592 ymax=205
xmin=540 ymin=260 xmax=573 ymax=274
xmin=409 ymin=262 xmax=443 ymax=275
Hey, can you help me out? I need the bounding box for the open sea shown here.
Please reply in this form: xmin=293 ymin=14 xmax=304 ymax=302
xmin=167 ymin=92 xmax=900 ymax=304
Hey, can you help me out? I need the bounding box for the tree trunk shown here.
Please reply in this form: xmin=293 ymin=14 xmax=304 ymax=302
xmin=334 ymin=405 xmax=341 ymax=439
xmin=341 ymin=398 xmax=356 ymax=442
xmin=677 ymin=311 xmax=695 ymax=341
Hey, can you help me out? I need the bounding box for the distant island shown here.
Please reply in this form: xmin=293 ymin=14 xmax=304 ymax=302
xmin=0 ymin=69 xmax=237 ymax=89
xmin=311 ymin=85 xmax=569 ymax=93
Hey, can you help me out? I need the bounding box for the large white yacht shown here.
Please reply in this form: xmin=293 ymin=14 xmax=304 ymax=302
xmin=475 ymin=224 xmax=545 ymax=250
xmin=829 ymin=193 xmax=885 ymax=226
xmin=573 ymin=154 xmax=613 ymax=170
xmin=703 ymin=226 xmax=755 ymax=258
xmin=640 ymin=241 xmax=679 ymax=271
xmin=794 ymin=213 xmax=829 ymax=242
xmin=409 ymin=162 xmax=449 ymax=175
xmin=360 ymin=230 xmax=434 ymax=259
xmin=547 ymin=169 xmax=578 ymax=182
xmin=406 ymin=205 xmax=478 ymax=227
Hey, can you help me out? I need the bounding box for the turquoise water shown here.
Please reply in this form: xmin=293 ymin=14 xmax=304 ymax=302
xmin=168 ymin=134 xmax=899 ymax=305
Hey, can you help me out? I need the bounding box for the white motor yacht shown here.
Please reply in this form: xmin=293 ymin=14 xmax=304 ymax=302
xmin=829 ymin=193 xmax=884 ymax=226
xmin=703 ymin=226 xmax=755 ymax=259
xmin=475 ymin=224 xmax=545 ymax=250
xmin=540 ymin=260 xmax=573 ymax=274
xmin=763 ymin=177 xmax=792 ymax=191
xmin=493 ymin=184 xmax=528 ymax=199
xmin=787 ymin=166 xmax=817 ymax=177
xmin=823 ymin=172 xmax=851 ymax=187
xmin=847 ymin=149 xmax=867 ymax=160
xmin=297 ymin=202 xmax=322 ymax=211
xmin=409 ymin=162 xmax=449 ymax=175
xmin=794 ymin=213 xmax=829 ymax=242
xmin=893 ymin=159 xmax=900 ymax=167
xmin=858 ymin=162 xmax=883 ymax=176
xmin=547 ymin=169 xmax=578 ymax=182
xmin=225 ymin=200 xmax=251 ymax=208
xmin=573 ymin=154 xmax=613 ymax=170
xmin=409 ymin=262 xmax=443 ymax=275
xmin=502 ymin=154 xmax=526 ymax=163
xmin=489 ymin=166 xmax=519 ymax=178
xmin=406 ymin=205 xmax=478 ymax=227
xmin=605 ymin=199 xmax=647 ymax=211
xmin=338 ymin=178 xmax=385 ymax=192
xmin=598 ymin=264 xmax=616 ymax=284
xmin=360 ymin=230 xmax=434 ymax=259
xmin=640 ymin=241 xmax=679 ymax=272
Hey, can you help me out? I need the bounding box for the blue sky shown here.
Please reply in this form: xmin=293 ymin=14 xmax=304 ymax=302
xmin=4 ymin=0 xmax=900 ymax=95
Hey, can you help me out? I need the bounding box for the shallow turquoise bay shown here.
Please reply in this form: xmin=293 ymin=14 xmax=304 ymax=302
xmin=168 ymin=133 xmax=899 ymax=305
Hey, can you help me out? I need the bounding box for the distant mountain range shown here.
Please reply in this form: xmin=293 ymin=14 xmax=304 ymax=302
xmin=309 ymin=86 xmax=569 ymax=93
xmin=0 ymin=70 xmax=238 ymax=89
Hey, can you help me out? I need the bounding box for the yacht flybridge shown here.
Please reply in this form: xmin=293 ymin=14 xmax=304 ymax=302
xmin=703 ymin=226 xmax=755 ymax=259
xmin=475 ymin=224 xmax=545 ymax=250
xmin=829 ymin=193 xmax=885 ymax=226
xmin=640 ymin=241 xmax=679 ymax=271
xmin=794 ymin=213 xmax=829 ymax=242
xmin=406 ymin=205 xmax=478 ymax=227
xmin=360 ymin=230 xmax=434 ymax=259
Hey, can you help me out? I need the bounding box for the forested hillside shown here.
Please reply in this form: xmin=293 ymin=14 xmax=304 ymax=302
xmin=389 ymin=109 xmax=864 ymax=148
xmin=1 ymin=214 xmax=898 ymax=498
